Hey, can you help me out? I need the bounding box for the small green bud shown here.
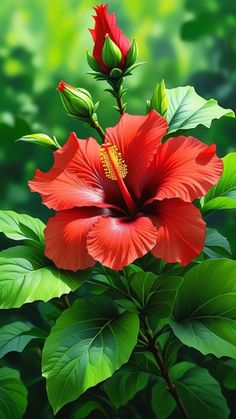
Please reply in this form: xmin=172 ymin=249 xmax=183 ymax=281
xmin=149 ymin=79 xmax=168 ymax=118
xmin=57 ymin=81 xmax=95 ymax=119
xmin=109 ymin=68 xmax=123 ymax=79
xmin=16 ymin=133 xmax=61 ymax=150
xmin=125 ymin=38 xmax=138 ymax=68
xmin=102 ymin=34 xmax=122 ymax=69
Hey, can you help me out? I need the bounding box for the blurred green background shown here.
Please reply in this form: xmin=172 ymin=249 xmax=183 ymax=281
xmin=1 ymin=0 xmax=236 ymax=254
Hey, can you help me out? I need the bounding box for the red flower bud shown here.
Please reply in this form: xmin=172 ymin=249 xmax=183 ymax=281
xmin=89 ymin=4 xmax=131 ymax=74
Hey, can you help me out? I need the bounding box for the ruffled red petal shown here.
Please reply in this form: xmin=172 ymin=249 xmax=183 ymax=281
xmin=29 ymin=169 xmax=105 ymax=210
xmin=90 ymin=4 xmax=130 ymax=72
xmin=87 ymin=215 xmax=157 ymax=270
xmin=44 ymin=208 xmax=102 ymax=271
xmin=151 ymin=199 xmax=206 ymax=266
xmin=29 ymin=132 xmax=124 ymax=212
xmin=144 ymin=136 xmax=222 ymax=205
xmin=105 ymin=111 xmax=168 ymax=199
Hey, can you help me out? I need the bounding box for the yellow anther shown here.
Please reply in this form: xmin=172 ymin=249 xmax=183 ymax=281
xmin=100 ymin=143 xmax=127 ymax=180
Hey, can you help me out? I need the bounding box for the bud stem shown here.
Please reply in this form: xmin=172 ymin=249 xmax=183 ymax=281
xmin=90 ymin=118 xmax=105 ymax=144
xmin=113 ymin=80 xmax=126 ymax=115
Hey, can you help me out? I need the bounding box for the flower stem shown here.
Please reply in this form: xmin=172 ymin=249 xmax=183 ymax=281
xmin=114 ymin=81 xmax=126 ymax=115
xmin=141 ymin=316 xmax=188 ymax=419
xmin=90 ymin=118 xmax=105 ymax=144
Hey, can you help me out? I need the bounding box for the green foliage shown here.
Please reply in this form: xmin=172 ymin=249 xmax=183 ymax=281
xmin=201 ymin=153 xmax=236 ymax=213
xmin=151 ymin=379 xmax=176 ymax=419
xmin=103 ymin=367 xmax=149 ymax=409
xmin=166 ymin=86 xmax=234 ymax=133
xmin=73 ymin=401 xmax=106 ymax=419
xmin=0 ymin=210 xmax=45 ymax=247
xmin=171 ymin=259 xmax=236 ymax=358
xmin=128 ymin=271 xmax=182 ymax=317
xmin=42 ymin=298 xmax=139 ymax=413
xmin=0 ymin=246 xmax=86 ymax=308
xmin=0 ymin=367 xmax=28 ymax=419
xmin=204 ymin=227 xmax=232 ymax=259
xmin=170 ymin=363 xmax=230 ymax=419
xmin=0 ymin=321 xmax=46 ymax=358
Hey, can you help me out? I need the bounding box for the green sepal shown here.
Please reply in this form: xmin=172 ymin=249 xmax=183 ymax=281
xmin=125 ymin=37 xmax=138 ymax=69
xmin=86 ymin=50 xmax=101 ymax=72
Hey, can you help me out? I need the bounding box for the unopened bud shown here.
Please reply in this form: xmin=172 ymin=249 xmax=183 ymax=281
xmin=57 ymin=81 xmax=95 ymax=119
xmin=149 ymin=79 xmax=168 ymax=118
xmin=102 ymin=34 xmax=122 ymax=69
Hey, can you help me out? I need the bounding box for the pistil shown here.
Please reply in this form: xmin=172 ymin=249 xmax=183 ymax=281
xmin=100 ymin=143 xmax=138 ymax=215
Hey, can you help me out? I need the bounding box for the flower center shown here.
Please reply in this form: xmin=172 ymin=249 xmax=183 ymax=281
xmin=100 ymin=143 xmax=138 ymax=215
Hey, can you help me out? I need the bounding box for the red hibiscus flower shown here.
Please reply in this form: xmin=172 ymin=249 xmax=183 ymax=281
xmin=29 ymin=111 xmax=222 ymax=271
xmin=90 ymin=4 xmax=130 ymax=73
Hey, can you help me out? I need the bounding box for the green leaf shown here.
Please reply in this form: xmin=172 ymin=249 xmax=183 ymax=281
xmin=170 ymin=362 xmax=230 ymax=419
xmin=103 ymin=367 xmax=149 ymax=409
xmin=73 ymin=401 xmax=106 ymax=419
xmin=129 ymin=272 xmax=182 ymax=317
xmin=0 ymin=321 xmax=46 ymax=358
xmin=0 ymin=367 xmax=28 ymax=419
xmin=151 ymin=379 xmax=176 ymax=419
xmin=222 ymin=360 xmax=236 ymax=390
xmin=129 ymin=351 xmax=160 ymax=376
xmin=201 ymin=153 xmax=236 ymax=213
xmin=16 ymin=133 xmax=61 ymax=150
xmin=166 ymin=86 xmax=234 ymax=134
xmin=171 ymin=259 xmax=236 ymax=358
xmin=42 ymin=298 xmax=139 ymax=413
xmin=0 ymin=210 xmax=45 ymax=246
xmin=159 ymin=332 xmax=182 ymax=369
xmin=0 ymin=246 xmax=86 ymax=308
xmin=204 ymin=228 xmax=232 ymax=259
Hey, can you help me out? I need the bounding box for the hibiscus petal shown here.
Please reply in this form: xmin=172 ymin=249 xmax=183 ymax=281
xmin=105 ymin=111 xmax=168 ymax=197
xmin=145 ymin=136 xmax=222 ymax=204
xmin=44 ymin=208 xmax=102 ymax=271
xmin=29 ymin=132 xmax=124 ymax=211
xmin=151 ymin=199 xmax=206 ymax=266
xmin=29 ymin=168 xmax=105 ymax=210
xmin=87 ymin=215 xmax=157 ymax=270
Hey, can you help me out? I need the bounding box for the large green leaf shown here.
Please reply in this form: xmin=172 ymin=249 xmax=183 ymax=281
xmin=170 ymin=362 xmax=230 ymax=419
xmin=103 ymin=368 xmax=149 ymax=409
xmin=203 ymin=228 xmax=232 ymax=259
xmin=201 ymin=153 xmax=236 ymax=213
xmin=151 ymin=379 xmax=175 ymax=419
xmin=0 ymin=246 xmax=87 ymax=308
xmin=0 ymin=210 xmax=45 ymax=246
xmin=42 ymin=298 xmax=139 ymax=413
xmin=171 ymin=259 xmax=236 ymax=358
xmin=165 ymin=86 xmax=234 ymax=134
xmin=129 ymin=271 xmax=182 ymax=317
xmin=0 ymin=367 xmax=28 ymax=419
xmin=0 ymin=321 xmax=46 ymax=358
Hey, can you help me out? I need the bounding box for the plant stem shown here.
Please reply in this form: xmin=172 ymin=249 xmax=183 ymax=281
xmin=116 ymin=91 xmax=125 ymax=115
xmin=141 ymin=317 xmax=188 ymax=419
xmin=90 ymin=118 xmax=105 ymax=143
